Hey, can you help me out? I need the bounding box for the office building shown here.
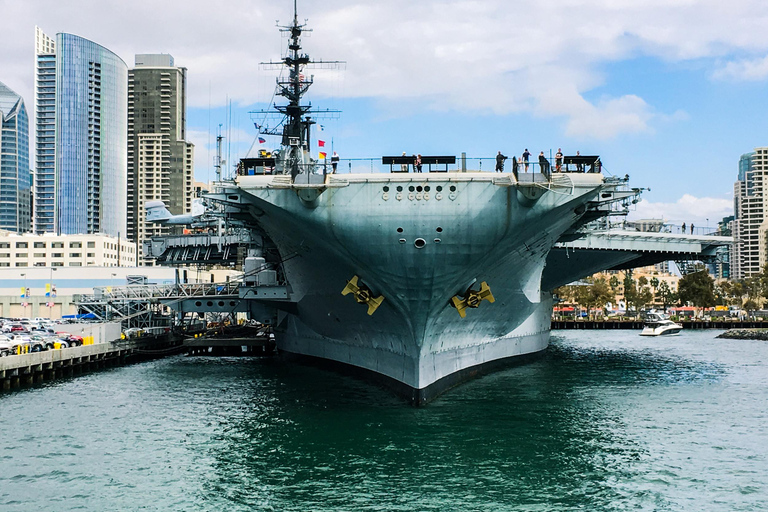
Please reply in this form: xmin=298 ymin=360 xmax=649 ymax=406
xmin=34 ymin=27 xmax=128 ymax=237
xmin=0 ymin=81 xmax=31 ymax=233
xmin=127 ymin=54 xmax=194 ymax=265
xmin=0 ymin=229 xmax=136 ymax=268
xmin=732 ymin=150 xmax=766 ymax=279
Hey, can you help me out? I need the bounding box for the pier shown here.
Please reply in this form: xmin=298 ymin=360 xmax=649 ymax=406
xmin=0 ymin=335 xmax=183 ymax=391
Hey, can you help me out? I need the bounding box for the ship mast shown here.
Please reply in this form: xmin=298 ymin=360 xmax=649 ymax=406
xmin=253 ymin=1 xmax=343 ymax=180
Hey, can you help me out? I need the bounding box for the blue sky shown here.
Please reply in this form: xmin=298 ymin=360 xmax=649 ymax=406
xmin=4 ymin=0 xmax=768 ymax=227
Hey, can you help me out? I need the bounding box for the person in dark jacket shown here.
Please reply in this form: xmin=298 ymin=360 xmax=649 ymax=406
xmin=495 ymin=151 xmax=507 ymax=172
xmin=538 ymin=151 xmax=550 ymax=174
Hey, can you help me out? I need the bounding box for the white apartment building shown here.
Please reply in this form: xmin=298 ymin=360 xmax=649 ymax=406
xmin=0 ymin=230 xmax=137 ymax=268
xmin=732 ymin=149 xmax=768 ymax=279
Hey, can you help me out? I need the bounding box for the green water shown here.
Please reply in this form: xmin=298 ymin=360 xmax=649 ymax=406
xmin=1 ymin=330 xmax=766 ymax=511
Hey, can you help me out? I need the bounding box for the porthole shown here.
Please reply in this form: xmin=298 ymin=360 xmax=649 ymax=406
xmin=207 ymin=301 xmax=213 ymax=307
xmin=399 ymin=238 xmax=406 ymax=244
xmin=436 ymin=227 xmax=443 ymax=232
xmin=434 ymin=238 xmax=441 ymax=243
xmin=397 ymin=227 xmax=403 ymax=233
xmin=229 ymin=301 xmax=236 ymax=306
xmin=416 ymin=186 xmax=423 ymax=192
xmin=195 ymin=301 xmax=202 ymax=307
xmin=397 ymin=186 xmax=403 ymax=192
xmin=409 ymin=186 xmax=415 ymax=192
xmin=383 ymin=186 xmax=390 ymax=192
xmin=436 ymin=186 xmax=442 ymax=192
xmin=414 ymin=238 xmax=426 ymax=249
xmin=218 ymin=301 xmax=225 ymax=307
xmin=450 ymin=185 xmax=456 ymax=192
xmin=424 ymin=186 xmax=431 ymax=192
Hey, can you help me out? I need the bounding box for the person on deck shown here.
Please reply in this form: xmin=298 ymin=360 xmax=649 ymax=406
xmin=682 ymin=222 xmax=686 ymax=234
xmin=401 ymin=152 xmax=409 ymax=172
xmin=555 ymin=148 xmax=563 ymax=172
xmin=538 ymin=151 xmax=549 ymax=174
xmin=331 ymin=151 xmax=339 ymax=173
xmin=415 ymin=154 xmax=423 ymax=173
xmin=522 ymin=148 xmax=530 ymax=172
xmin=495 ymin=151 xmax=507 ymax=172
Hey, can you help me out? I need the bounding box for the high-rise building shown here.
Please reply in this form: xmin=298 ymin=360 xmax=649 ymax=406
xmin=0 ymin=81 xmax=31 ymax=233
xmin=34 ymin=27 xmax=128 ymax=238
xmin=732 ymin=150 xmax=766 ymax=279
xmin=127 ymin=54 xmax=194 ymax=265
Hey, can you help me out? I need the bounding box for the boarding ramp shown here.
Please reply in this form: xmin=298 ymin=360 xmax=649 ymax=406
xmin=543 ymin=230 xmax=731 ymax=290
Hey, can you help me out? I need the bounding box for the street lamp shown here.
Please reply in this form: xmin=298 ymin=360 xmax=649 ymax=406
xmin=20 ymin=273 xmax=26 ymax=318
xmin=49 ymin=267 xmax=57 ymax=319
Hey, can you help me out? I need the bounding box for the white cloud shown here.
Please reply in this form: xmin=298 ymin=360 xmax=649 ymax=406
xmin=627 ymin=194 xmax=733 ymax=228
xmin=4 ymin=0 xmax=768 ymax=140
xmin=713 ymin=55 xmax=768 ymax=81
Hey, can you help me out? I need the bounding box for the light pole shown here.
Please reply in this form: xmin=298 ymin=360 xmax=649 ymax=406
xmin=49 ymin=267 xmax=57 ymax=319
xmin=20 ymin=273 xmax=26 ymax=318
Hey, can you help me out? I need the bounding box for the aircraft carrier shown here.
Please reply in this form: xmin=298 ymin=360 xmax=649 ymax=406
xmin=142 ymin=3 xmax=727 ymax=404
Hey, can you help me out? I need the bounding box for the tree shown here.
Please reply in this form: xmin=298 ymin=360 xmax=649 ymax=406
xmin=677 ymin=269 xmax=715 ymax=307
xmin=656 ymin=280 xmax=676 ymax=311
xmin=650 ymin=277 xmax=660 ymax=291
xmin=573 ymin=277 xmax=614 ymax=319
xmin=623 ymin=274 xmax=639 ymax=317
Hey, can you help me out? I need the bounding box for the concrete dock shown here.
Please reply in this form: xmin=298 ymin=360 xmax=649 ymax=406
xmin=0 ymin=335 xmax=184 ymax=391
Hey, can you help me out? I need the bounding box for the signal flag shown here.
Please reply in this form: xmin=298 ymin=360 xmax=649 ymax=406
xmin=258 ymin=137 xmax=266 ymax=144
xmin=319 ymin=152 xmax=327 ymax=159
xmin=318 ymin=140 xmax=326 ymax=147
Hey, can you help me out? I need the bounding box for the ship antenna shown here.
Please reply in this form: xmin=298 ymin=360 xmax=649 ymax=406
xmin=251 ymin=2 xmax=345 ymax=181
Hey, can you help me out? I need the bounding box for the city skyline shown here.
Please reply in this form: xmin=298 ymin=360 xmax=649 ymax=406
xmin=2 ymin=1 xmax=767 ymax=227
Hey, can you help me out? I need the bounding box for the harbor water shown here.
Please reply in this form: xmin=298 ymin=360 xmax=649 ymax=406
xmin=1 ymin=330 xmax=767 ymax=511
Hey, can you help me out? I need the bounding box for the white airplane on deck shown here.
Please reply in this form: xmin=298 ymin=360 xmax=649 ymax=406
xmin=145 ymin=199 xmax=206 ymax=225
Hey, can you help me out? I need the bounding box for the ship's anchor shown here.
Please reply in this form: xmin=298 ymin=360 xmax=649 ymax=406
xmin=451 ymin=282 xmax=495 ymax=318
xmin=341 ymin=275 xmax=385 ymax=316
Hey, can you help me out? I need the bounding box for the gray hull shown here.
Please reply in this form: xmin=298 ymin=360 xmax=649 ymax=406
xmin=235 ymin=172 xmax=604 ymax=398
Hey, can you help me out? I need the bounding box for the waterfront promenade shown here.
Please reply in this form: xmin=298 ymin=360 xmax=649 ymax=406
xmin=552 ymin=319 xmax=767 ymax=329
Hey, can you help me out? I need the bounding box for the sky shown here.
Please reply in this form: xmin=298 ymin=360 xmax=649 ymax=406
xmin=3 ymin=0 xmax=768 ymax=229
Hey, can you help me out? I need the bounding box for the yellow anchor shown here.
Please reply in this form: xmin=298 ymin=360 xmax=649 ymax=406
xmin=451 ymin=281 xmax=495 ymax=318
xmin=341 ymin=275 xmax=385 ymax=315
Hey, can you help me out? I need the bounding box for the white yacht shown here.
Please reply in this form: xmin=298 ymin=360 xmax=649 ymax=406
xmin=640 ymin=311 xmax=683 ymax=336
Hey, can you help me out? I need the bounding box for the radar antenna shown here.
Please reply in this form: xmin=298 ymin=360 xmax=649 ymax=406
xmin=251 ymin=0 xmax=344 ymax=180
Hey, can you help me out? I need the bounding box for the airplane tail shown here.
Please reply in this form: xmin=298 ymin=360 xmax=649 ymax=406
xmin=145 ymin=200 xmax=172 ymax=223
xmin=190 ymin=198 xmax=205 ymax=216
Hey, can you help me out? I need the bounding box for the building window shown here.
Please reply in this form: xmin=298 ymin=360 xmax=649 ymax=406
xmin=15 ymin=242 xmax=28 ymax=248
xmin=0 ymin=262 xmax=8 ymax=267
xmin=51 ymin=253 xmax=63 ymax=258
xmin=52 ymin=262 xmax=63 ymax=267
xmin=70 ymin=242 xmax=82 ymax=248
xmin=87 ymin=241 xmax=95 ymax=248
xmin=87 ymin=252 xmax=95 ymax=257
xmin=34 ymin=262 xmax=46 ymax=267
xmin=0 ymin=253 xmax=8 ymax=258
xmin=34 ymin=242 xmax=46 ymax=248
xmin=15 ymin=262 xmax=28 ymax=267
xmin=0 ymin=243 xmax=9 ymax=249
xmin=52 ymin=242 xmax=64 ymax=248
xmin=34 ymin=253 xmax=45 ymax=258
xmin=69 ymin=262 xmax=82 ymax=266
xmin=16 ymin=253 xmax=28 ymax=258
xmin=70 ymin=253 xmax=81 ymax=258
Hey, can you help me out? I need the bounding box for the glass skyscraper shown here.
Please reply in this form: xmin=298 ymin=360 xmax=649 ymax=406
xmin=0 ymin=81 xmax=31 ymax=233
xmin=34 ymin=28 xmax=128 ymax=237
